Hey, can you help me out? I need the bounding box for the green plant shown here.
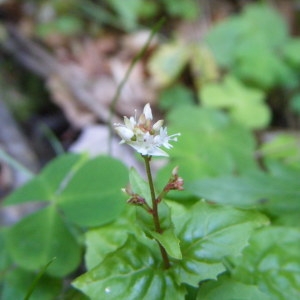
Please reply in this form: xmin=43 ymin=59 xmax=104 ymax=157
xmin=149 ymin=3 xmax=300 ymax=128
xmin=1 ymin=102 xmax=300 ymax=298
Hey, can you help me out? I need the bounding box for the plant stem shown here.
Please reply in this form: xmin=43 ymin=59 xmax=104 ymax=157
xmin=143 ymin=155 xmax=171 ymax=269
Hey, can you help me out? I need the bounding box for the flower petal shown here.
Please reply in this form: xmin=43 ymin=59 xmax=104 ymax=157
xmin=143 ymin=103 xmax=153 ymax=120
xmin=115 ymin=126 xmax=134 ymax=141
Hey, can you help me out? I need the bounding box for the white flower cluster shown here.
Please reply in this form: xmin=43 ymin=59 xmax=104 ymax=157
xmin=114 ymin=103 xmax=180 ymax=157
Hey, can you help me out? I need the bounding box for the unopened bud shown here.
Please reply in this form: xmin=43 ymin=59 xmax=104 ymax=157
xmin=127 ymin=195 xmax=146 ymax=206
xmin=172 ymin=166 xmax=179 ymax=177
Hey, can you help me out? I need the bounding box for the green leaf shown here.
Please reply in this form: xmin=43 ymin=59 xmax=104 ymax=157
xmin=283 ymin=38 xmax=300 ymax=68
xmin=3 ymin=153 xmax=87 ymax=205
xmin=158 ymin=84 xmax=194 ymax=111
xmin=24 ymin=257 xmax=57 ymax=300
xmin=187 ymin=171 xmax=300 ymax=214
xmin=106 ymin=0 xmax=142 ymax=30
xmin=162 ymin=0 xmax=199 ymax=20
xmin=157 ymin=106 xmax=257 ymax=191
xmin=232 ymin=36 xmax=293 ymax=89
xmin=205 ymin=17 xmax=242 ymax=68
xmin=84 ymin=208 xmax=138 ymax=270
xmin=197 ymin=275 xmax=270 ymax=300
xmin=57 ymin=156 xmax=128 ymax=227
xmin=129 ymin=167 xmax=152 ymax=205
xmin=205 ymin=3 xmax=287 ymax=69
xmin=137 ymin=201 xmax=172 ymax=233
xmin=230 ymin=227 xmax=300 ymax=299
xmin=4 ymin=154 xmax=127 ymax=227
xmin=73 ymin=235 xmax=186 ymax=300
xmin=148 ymin=42 xmax=190 ymax=87
xmin=241 ymin=4 xmax=287 ymax=47
xmin=36 ymin=16 xmax=83 ymax=37
xmin=290 ymin=93 xmax=300 ymax=114
xmin=0 ymin=227 xmax=11 ymax=272
xmin=136 ymin=200 xmax=182 ymax=260
xmin=5 ymin=205 xmax=81 ymax=277
xmin=170 ymin=201 xmax=269 ymax=286
xmin=1 ymin=268 xmax=62 ymax=300
xmin=205 ymin=3 xmax=294 ymax=88
xmin=150 ymin=229 xmax=182 ymax=259
xmin=200 ymin=75 xmax=270 ymax=129
xmin=260 ymin=133 xmax=300 ymax=169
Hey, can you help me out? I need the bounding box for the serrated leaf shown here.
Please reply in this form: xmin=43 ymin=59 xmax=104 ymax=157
xmin=73 ymin=235 xmax=186 ymax=300
xmin=150 ymin=229 xmax=182 ymax=259
xmin=230 ymin=227 xmax=300 ymax=300
xmin=57 ymin=156 xmax=128 ymax=227
xmin=5 ymin=205 xmax=81 ymax=277
xmin=197 ymin=276 xmax=270 ymax=300
xmin=3 ymin=154 xmax=86 ymax=205
xmin=170 ymin=201 xmax=268 ymax=286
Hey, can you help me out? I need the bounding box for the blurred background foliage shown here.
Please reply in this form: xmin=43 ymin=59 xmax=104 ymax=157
xmin=1 ymin=0 xmax=300 ymax=130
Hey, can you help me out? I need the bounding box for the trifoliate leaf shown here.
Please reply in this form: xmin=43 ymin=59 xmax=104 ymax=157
xmin=57 ymin=156 xmax=127 ymax=227
xmin=4 ymin=154 xmax=128 ymax=227
xmin=5 ymin=205 xmax=81 ymax=277
xmin=3 ymin=154 xmax=87 ymax=205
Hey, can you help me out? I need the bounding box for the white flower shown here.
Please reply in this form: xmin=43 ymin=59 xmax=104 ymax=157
xmin=114 ymin=103 xmax=180 ymax=157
